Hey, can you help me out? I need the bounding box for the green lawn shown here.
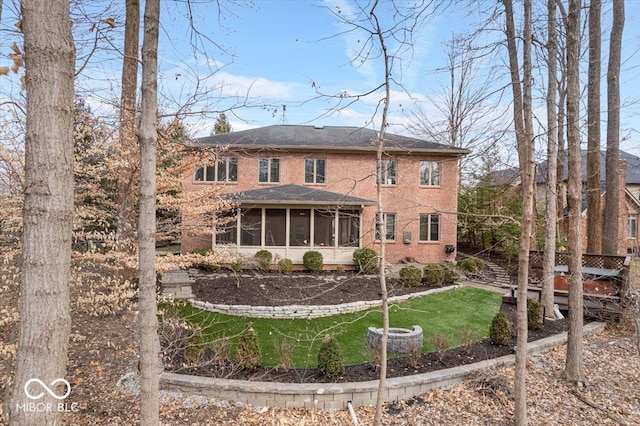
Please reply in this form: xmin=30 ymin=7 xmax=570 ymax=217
xmin=162 ymin=286 xmax=503 ymax=369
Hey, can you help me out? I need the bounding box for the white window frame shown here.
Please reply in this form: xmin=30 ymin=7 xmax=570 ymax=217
xmin=380 ymin=159 xmax=397 ymax=185
xmin=305 ymin=158 xmax=326 ymax=184
xmin=194 ymin=157 xmax=238 ymax=182
xmin=629 ymin=214 xmax=638 ymax=239
xmin=419 ymin=214 xmax=440 ymax=242
xmin=420 ymin=161 xmax=441 ymax=186
xmin=259 ymin=157 xmax=280 ymax=183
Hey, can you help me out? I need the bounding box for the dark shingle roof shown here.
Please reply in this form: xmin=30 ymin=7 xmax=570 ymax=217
xmin=195 ymin=125 xmax=469 ymax=155
xmin=223 ymin=184 xmax=375 ymax=206
xmin=536 ymin=150 xmax=640 ymax=184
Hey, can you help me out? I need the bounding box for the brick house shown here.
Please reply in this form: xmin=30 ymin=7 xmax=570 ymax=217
xmin=182 ymin=125 xmax=468 ymax=266
xmin=491 ymin=149 xmax=640 ymax=255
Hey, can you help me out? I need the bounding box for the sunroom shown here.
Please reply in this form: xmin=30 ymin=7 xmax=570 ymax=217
xmin=213 ymin=184 xmax=376 ymax=265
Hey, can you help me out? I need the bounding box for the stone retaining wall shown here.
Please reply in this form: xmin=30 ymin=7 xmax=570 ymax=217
xmin=160 ymin=322 xmax=606 ymax=410
xmin=189 ymin=285 xmax=460 ymax=319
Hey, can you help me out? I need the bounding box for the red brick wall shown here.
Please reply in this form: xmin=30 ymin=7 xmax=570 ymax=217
xmin=182 ymin=150 xmax=461 ymax=264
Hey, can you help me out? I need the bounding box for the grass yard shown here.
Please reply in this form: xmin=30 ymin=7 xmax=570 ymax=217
xmin=161 ymin=286 xmax=503 ymax=369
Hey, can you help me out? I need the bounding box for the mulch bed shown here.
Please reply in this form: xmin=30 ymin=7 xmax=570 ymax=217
xmin=174 ymin=271 xmax=568 ymax=383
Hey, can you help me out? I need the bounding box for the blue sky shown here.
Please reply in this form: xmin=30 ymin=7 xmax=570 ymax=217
xmin=1 ymin=0 xmax=637 ymax=158
xmin=148 ymin=0 xmax=640 ymax=160
xmin=155 ymin=0 xmax=478 ymax=135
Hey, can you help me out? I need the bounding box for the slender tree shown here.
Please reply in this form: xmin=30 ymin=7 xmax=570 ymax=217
xmin=115 ymin=0 xmax=140 ymax=250
xmin=502 ymin=0 xmax=536 ymax=422
xmin=138 ymin=0 xmax=161 ymax=423
xmin=541 ymin=0 xmax=559 ymax=319
xmin=586 ymin=0 xmax=602 ymax=254
xmin=565 ymin=0 xmax=584 ymax=386
xmin=10 ymin=0 xmax=75 ymax=424
xmin=603 ymin=0 xmax=625 ymax=255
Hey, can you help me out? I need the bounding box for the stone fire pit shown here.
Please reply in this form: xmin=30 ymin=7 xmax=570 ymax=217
xmin=367 ymin=325 xmax=423 ymax=354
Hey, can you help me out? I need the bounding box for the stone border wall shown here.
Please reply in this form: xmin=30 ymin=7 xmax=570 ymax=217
xmin=160 ymin=322 xmax=606 ymax=410
xmin=189 ymin=284 xmax=460 ymax=319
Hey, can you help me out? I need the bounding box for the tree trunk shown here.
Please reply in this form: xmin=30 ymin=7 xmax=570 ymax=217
xmin=370 ymin=5 xmax=390 ymax=423
xmin=565 ymin=0 xmax=584 ymax=386
xmin=586 ymin=0 xmax=602 ymax=255
xmin=138 ymin=0 xmax=160 ymax=423
xmin=541 ymin=0 xmax=559 ymax=320
xmin=603 ymin=0 xmax=625 ymax=255
xmin=116 ymin=0 xmax=141 ymax=251
xmin=503 ymin=0 xmax=535 ymax=423
xmin=10 ymin=0 xmax=75 ymax=424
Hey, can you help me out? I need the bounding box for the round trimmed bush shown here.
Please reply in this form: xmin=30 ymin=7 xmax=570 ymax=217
xmin=317 ymin=335 xmax=344 ymax=379
xmin=278 ymin=258 xmax=294 ymax=274
xmin=352 ymin=248 xmax=378 ymax=274
xmin=422 ymin=264 xmax=447 ymax=287
xmin=303 ymin=250 xmax=324 ymax=273
xmin=527 ymin=298 xmax=544 ymax=330
xmin=457 ymin=258 xmax=486 ymax=274
xmin=254 ymin=250 xmax=273 ymax=272
xmin=399 ymin=265 xmax=422 ymax=287
xmin=489 ymin=312 xmax=512 ymax=346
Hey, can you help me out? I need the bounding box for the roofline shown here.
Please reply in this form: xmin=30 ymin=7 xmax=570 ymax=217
xmin=191 ymin=142 xmax=469 ymax=156
xmin=231 ymin=200 xmax=376 ymax=206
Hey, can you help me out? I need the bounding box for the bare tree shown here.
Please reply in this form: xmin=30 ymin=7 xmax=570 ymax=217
xmin=138 ymin=0 xmax=160 ymax=423
xmin=541 ymin=0 xmax=559 ymax=320
xmin=586 ymin=0 xmax=602 ymax=254
xmin=603 ymin=0 xmax=625 ymax=255
xmin=565 ymin=0 xmax=584 ymax=387
xmin=502 ymin=0 xmax=536 ymax=423
xmin=115 ymin=0 xmax=141 ymax=250
xmin=9 ymin=0 xmax=75 ymax=424
xmin=407 ymin=35 xmax=507 ymax=180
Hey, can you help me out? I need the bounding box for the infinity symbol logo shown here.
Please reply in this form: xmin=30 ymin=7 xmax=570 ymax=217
xmin=24 ymin=378 xmax=71 ymax=400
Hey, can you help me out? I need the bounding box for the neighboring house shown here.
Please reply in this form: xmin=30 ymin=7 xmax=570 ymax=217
xmin=490 ymin=149 xmax=640 ymax=256
xmin=182 ymin=125 xmax=468 ymax=266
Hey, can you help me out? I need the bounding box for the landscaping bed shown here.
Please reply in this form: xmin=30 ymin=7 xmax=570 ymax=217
xmin=171 ymin=272 xmax=568 ymax=383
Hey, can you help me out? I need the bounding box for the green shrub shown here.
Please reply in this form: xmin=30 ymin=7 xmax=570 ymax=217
xmin=442 ymin=264 xmax=460 ymax=283
xmin=422 ymin=264 xmax=447 ymax=287
xmin=278 ymin=258 xmax=294 ymax=274
xmin=489 ymin=312 xmax=511 ymax=346
xmin=399 ymin=265 xmax=422 ymax=287
xmin=527 ymin=298 xmax=544 ymax=330
xmin=303 ymin=250 xmax=324 ymax=273
xmin=237 ymin=327 xmax=260 ymax=370
xmin=317 ymin=335 xmax=344 ymax=379
xmin=457 ymin=258 xmax=486 ymax=274
xmin=194 ymin=262 xmax=221 ymax=273
xmin=191 ymin=248 xmax=211 ymax=257
xmin=254 ymin=250 xmax=273 ymax=272
xmin=352 ymin=248 xmax=378 ymax=274
xmin=230 ymin=259 xmax=243 ymax=273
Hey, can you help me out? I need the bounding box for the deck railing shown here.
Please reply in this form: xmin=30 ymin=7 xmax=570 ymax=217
xmin=529 ymin=250 xmax=627 ymax=271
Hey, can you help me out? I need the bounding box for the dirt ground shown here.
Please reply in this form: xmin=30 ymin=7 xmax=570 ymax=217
xmin=2 ymin=265 xmax=639 ymax=425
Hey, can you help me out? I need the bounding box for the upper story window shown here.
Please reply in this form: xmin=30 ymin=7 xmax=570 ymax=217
xmin=419 ymin=214 xmax=440 ymax=242
xmin=195 ymin=157 xmax=238 ymax=182
xmin=305 ymin=158 xmax=326 ymax=184
xmin=629 ymin=214 xmax=638 ymax=239
xmin=420 ymin=161 xmax=441 ymax=186
xmin=381 ymin=159 xmax=397 ymax=185
xmin=259 ymin=158 xmax=280 ymax=183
